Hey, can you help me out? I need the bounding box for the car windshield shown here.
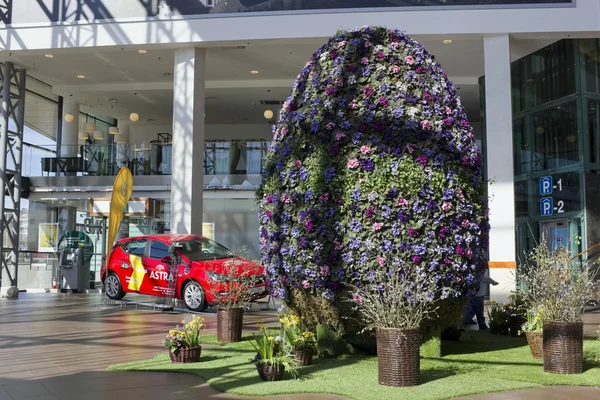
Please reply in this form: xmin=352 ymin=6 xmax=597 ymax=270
xmin=173 ymin=238 xmax=235 ymax=261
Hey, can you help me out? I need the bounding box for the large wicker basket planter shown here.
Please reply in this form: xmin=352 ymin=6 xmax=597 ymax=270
xmin=543 ymin=321 xmax=583 ymax=374
xmin=256 ymin=363 xmax=285 ymax=381
xmin=217 ymin=307 xmax=244 ymax=343
xmin=169 ymin=346 xmax=201 ymax=363
xmin=524 ymin=331 xmax=543 ymax=359
xmin=376 ymin=328 xmax=420 ymax=387
xmin=293 ymin=348 xmax=314 ymax=366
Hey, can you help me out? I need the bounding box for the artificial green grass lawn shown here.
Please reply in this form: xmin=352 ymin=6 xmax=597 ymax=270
xmin=108 ymin=332 xmax=600 ymax=400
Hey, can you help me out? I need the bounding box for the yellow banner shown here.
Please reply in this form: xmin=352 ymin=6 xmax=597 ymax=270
xmin=106 ymin=167 xmax=133 ymax=280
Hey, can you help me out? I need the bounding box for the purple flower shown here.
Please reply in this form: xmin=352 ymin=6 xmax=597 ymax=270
xmin=412 ymin=256 xmax=422 ymax=264
xmin=350 ymin=219 xmax=363 ymax=233
xmin=361 ymin=159 xmax=375 ymax=172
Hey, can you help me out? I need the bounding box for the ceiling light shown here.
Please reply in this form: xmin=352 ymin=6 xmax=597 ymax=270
xmin=45 ymin=54 xmax=54 ymax=58
xmin=84 ymin=123 xmax=96 ymax=133
xmin=138 ymin=49 xmax=147 ymax=54
xmin=77 ymin=74 xmax=85 ymax=79
xmin=443 ymin=40 xmax=453 ymax=44
xmin=263 ymin=110 xmax=274 ymax=120
xmin=129 ymin=112 xmax=140 ymax=122
xmin=109 ymin=126 xmax=119 ymax=135
xmin=64 ymin=113 xmax=74 ymax=123
xmin=93 ymin=130 xmax=105 ymax=140
xmin=115 ymin=134 xmax=126 ymax=144
xmin=251 ymin=70 xmax=259 ymax=74
xmin=79 ymin=132 xmax=88 ymax=140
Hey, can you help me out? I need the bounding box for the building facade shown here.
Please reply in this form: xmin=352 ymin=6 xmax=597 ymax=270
xmin=0 ymin=0 xmax=597 ymax=301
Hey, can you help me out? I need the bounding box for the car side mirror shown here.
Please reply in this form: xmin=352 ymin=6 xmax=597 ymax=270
xmin=161 ymin=256 xmax=173 ymax=265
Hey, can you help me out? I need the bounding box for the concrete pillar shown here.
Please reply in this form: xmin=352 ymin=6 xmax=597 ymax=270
xmin=61 ymin=101 xmax=80 ymax=157
xmin=484 ymin=34 xmax=516 ymax=304
xmin=115 ymin=120 xmax=130 ymax=169
xmin=170 ymin=48 xmax=205 ymax=234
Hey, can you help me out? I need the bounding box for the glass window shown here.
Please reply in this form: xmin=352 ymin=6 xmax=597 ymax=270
xmin=149 ymin=240 xmax=170 ymax=259
xmin=513 ymin=118 xmax=529 ymax=175
xmin=588 ymin=100 xmax=599 ymax=164
xmin=124 ymin=240 xmax=146 ymax=256
xmin=531 ymin=101 xmax=579 ymax=171
xmin=581 ymin=39 xmax=600 ymax=94
xmin=514 ymin=180 xmax=529 ymax=217
xmin=173 ymin=238 xmax=234 ymax=261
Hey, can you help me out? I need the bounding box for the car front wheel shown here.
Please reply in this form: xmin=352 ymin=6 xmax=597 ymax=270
xmin=183 ymin=280 xmax=207 ymax=312
xmin=105 ymin=273 xmax=126 ymax=300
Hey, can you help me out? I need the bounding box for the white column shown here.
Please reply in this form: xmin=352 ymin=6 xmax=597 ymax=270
xmin=61 ymin=101 xmax=79 ymax=157
xmin=170 ymin=48 xmax=205 ymax=235
xmin=484 ymin=34 xmax=516 ymax=304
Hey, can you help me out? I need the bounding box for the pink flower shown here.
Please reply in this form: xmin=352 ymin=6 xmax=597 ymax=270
xmin=442 ymin=202 xmax=453 ymax=212
xmin=373 ymin=223 xmax=383 ymax=231
xmin=406 ymin=144 xmax=416 ymax=153
xmin=457 ymin=188 xmax=465 ymax=201
xmin=302 ymin=280 xmax=310 ymax=289
xmin=360 ymin=145 xmax=372 ymax=155
xmin=281 ymin=127 xmax=288 ymax=137
xmin=293 ymin=160 xmax=302 ymax=168
xmin=389 ymin=65 xmax=401 ymax=74
xmin=352 ymin=292 xmax=364 ymax=305
xmin=320 ymin=266 xmax=330 ymax=276
xmin=461 ymin=219 xmax=471 ymax=228
xmin=397 ymin=197 xmax=408 ymax=207
xmin=421 ymin=120 xmax=432 ymax=130
xmin=377 ymin=256 xmax=385 ymax=267
xmin=319 ymin=193 xmax=330 ymax=202
xmin=326 ymin=122 xmax=336 ymax=130
xmin=390 ymin=42 xmax=400 ymax=49
xmin=350 ymin=99 xmax=359 ymax=109
xmin=265 ymin=210 xmax=272 ymax=219
xmin=466 ymin=248 xmax=473 ymax=258
xmin=361 ymin=57 xmax=370 ymax=65
xmin=335 ymin=132 xmax=346 ymax=140
xmin=334 ymin=241 xmax=343 ymax=250
xmin=280 ymin=194 xmax=292 ymax=204
xmin=347 ymin=159 xmax=360 ymax=169
xmin=338 ymin=40 xmax=347 ymax=48
xmin=364 ymin=41 xmax=373 ymax=48
xmin=445 ymin=107 xmax=452 ymax=115
xmin=405 ymin=56 xmax=415 ymax=65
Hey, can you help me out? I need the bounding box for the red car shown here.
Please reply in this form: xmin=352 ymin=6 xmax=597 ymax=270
xmin=100 ymin=234 xmax=268 ymax=311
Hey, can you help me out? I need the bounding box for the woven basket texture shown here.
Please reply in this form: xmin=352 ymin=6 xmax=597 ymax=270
xmin=376 ymin=328 xmax=420 ymax=387
xmin=256 ymin=363 xmax=285 ymax=381
xmin=293 ymin=349 xmax=314 ymax=366
xmin=169 ymin=346 xmax=201 ymax=363
xmin=217 ymin=307 xmax=244 ymax=343
xmin=543 ymin=321 xmax=583 ymax=374
xmin=525 ymin=331 xmax=543 ymax=359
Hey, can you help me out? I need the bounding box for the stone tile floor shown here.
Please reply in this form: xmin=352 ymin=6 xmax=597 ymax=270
xmin=0 ymin=292 xmax=599 ymax=399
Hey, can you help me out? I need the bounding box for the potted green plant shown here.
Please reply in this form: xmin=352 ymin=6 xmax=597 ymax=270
xmin=487 ymin=301 xmax=509 ymax=335
xmin=518 ymin=244 xmax=598 ymax=374
xmin=519 ymin=307 xmax=544 ymax=359
xmin=206 ymin=260 xmax=262 ymax=343
xmin=506 ymin=292 xmax=527 ymax=337
xmin=279 ymin=310 xmax=317 ymax=366
xmin=251 ymin=324 xmax=298 ymax=381
xmin=163 ymin=315 xmax=205 ymax=363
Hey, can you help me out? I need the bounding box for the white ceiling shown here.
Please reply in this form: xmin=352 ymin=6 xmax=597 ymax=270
xmin=3 ymin=36 xmax=556 ymax=130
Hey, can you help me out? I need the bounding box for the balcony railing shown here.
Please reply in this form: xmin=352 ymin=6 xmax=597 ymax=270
xmin=30 ymin=140 xmax=271 ymax=178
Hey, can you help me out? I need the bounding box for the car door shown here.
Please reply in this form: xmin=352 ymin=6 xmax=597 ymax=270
xmin=143 ymin=240 xmax=174 ymax=297
xmin=123 ymin=239 xmax=149 ymax=293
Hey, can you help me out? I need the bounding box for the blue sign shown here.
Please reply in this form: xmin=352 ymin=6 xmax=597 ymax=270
xmin=540 ymin=176 xmax=552 ymax=195
xmin=540 ymin=197 xmax=553 ymax=216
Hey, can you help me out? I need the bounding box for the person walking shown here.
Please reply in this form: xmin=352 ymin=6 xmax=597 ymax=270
xmin=463 ymin=270 xmax=498 ymax=330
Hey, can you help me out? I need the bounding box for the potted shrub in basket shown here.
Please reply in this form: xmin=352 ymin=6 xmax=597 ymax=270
xmin=505 ymin=292 xmax=527 ymax=337
xmin=348 ymin=262 xmax=443 ymax=387
xmin=206 ymin=260 xmax=263 ymax=343
xmin=519 ymin=307 xmax=544 ymax=359
xmin=487 ymin=301 xmax=509 ymax=335
xmin=518 ymin=244 xmax=598 ymax=374
xmin=251 ymin=324 xmax=298 ymax=381
xmin=280 ymin=310 xmax=317 ymax=366
xmin=163 ymin=315 xmax=205 ymax=363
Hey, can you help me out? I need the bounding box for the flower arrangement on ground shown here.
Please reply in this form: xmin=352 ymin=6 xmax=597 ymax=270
xmin=279 ymin=308 xmax=317 ymax=365
xmin=251 ymin=323 xmax=299 ymax=381
xmin=518 ymin=243 xmax=598 ymax=374
xmin=256 ymin=25 xmax=488 ymax=336
xmin=348 ymin=261 xmax=444 ymax=387
xmin=520 ymin=307 xmax=545 ymax=359
xmin=163 ymin=316 xmax=205 ymax=363
xmin=206 ymin=258 xmax=263 ymax=343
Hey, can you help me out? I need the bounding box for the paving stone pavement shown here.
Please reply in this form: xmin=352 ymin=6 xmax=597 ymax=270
xmin=0 ymin=292 xmax=599 ymax=399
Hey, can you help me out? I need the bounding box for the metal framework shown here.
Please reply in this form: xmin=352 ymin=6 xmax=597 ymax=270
xmin=0 ymin=0 xmax=11 ymax=25
xmin=0 ymin=62 xmax=25 ymax=290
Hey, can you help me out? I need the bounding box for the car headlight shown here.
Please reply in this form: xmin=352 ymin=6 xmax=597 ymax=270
xmin=206 ymin=271 xmax=229 ymax=283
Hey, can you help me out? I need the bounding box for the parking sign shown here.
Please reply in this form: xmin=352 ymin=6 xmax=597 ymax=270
xmin=540 ymin=197 xmax=553 ymax=216
xmin=540 ymin=176 xmax=552 ymax=195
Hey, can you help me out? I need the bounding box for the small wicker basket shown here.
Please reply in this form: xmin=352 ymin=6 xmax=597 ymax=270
xmin=377 ymin=328 xmax=420 ymax=387
xmin=169 ymin=346 xmax=201 ymax=363
xmin=217 ymin=307 xmax=244 ymax=343
xmin=524 ymin=331 xmax=543 ymax=359
xmin=543 ymin=321 xmax=583 ymax=374
xmin=293 ymin=348 xmax=314 ymax=366
xmin=256 ymin=363 xmax=285 ymax=381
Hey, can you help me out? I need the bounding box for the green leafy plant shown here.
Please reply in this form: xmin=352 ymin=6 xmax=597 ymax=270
xmin=250 ymin=323 xmax=299 ymax=378
xmin=519 ymin=307 xmax=545 ymax=335
xmin=279 ymin=310 xmax=317 ymax=352
xmin=487 ymin=301 xmax=509 ymax=335
xmin=163 ymin=316 xmax=205 ymax=353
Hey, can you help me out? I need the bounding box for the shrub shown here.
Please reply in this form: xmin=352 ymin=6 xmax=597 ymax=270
xmin=257 ymin=26 xmax=488 ymax=334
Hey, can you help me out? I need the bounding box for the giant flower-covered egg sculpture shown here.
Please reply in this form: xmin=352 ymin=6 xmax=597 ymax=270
xmin=257 ymin=26 xmax=488 ymax=328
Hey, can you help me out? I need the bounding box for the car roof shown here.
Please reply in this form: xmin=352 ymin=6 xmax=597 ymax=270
xmin=116 ymin=234 xmax=207 ymax=244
